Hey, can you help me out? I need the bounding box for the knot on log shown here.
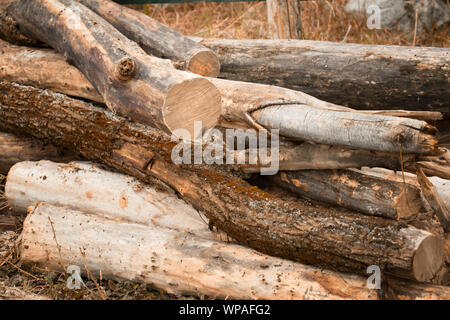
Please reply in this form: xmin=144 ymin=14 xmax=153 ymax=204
xmin=115 ymin=57 xmax=135 ymax=82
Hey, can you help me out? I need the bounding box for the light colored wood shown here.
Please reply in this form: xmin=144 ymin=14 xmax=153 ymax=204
xmin=20 ymin=202 xmax=379 ymax=300
xmin=0 ymin=81 xmax=445 ymax=282
xmin=0 ymin=132 xmax=77 ymax=175
xmin=416 ymin=168 xmax=450 ymax=233
xmin=78 ymin=0 xmax=219 ymax=77
xmin=8 ymin=0 xmax=222 ymax=138
xmin=0 ymin=40 xmax=103 ymax=103
xmin=266 ymin=0 xmax=302 ymax=39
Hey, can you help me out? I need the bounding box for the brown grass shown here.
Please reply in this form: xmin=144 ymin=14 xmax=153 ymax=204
xmin=131 ymin=0 xmax=449 ymax=47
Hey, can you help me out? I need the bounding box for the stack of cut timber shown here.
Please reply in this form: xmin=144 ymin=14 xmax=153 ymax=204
xmin=0 ymin=0 xmax=449 ymax=299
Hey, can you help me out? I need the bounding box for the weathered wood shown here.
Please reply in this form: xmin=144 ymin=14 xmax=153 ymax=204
xmin=0 ymin=40 xmax=103 ymax=103
xmin=198 ymin=38 xmax=450 ymax=116
xmin=0 ymin=0 xmax=37 ymax=46
xmin=0 ymin=132 xmax=77 ymax=175
xmin=385 ymin=278 xmax=450 ymax=300
xmin=0 ymin=81 xmax=445 ymax=282
xmin=21 ymin=202 xmax=380 ymax=300
xmin=77 ymin=0 xmax=220 ymax=77
xmin=237 ymin=142 xmax=416 ymax=173
xmin=266 ymin=0 xmax=302 ymax=39
xmin=416 ymin=168 xmax=450 ymax=233
xmin=271 ymin=169 xmax=425 ymax=220
xmin=8 ymin=0 xmax=222 ymax=138
xmin=5 ymin=160 xmax=218 ymax=239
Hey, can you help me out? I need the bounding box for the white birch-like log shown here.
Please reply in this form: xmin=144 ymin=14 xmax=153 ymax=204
xmin=5 ymin=160 xmax=214 ymax=238
xmin=20 ymin=202 xmax=380 ymax=300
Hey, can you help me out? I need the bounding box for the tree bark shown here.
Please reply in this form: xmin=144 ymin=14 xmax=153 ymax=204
xmin=0 ymin=80 xmax=445 ymax=282
xmin=77 ymin=0 xmax=220 ymax=77
xmin=0 ymin=39 xmax=103 ymax=103
xmin=197 ymin=38 xmax=450 ymax=116
xmin=7 ymin=0 xmax=222 ymax=138
xmin=266 ymin=0 xmax=302 ymax=39
xmin=21 ymin=202 xmax=380 ymax=300
xmin=271 ymin=169 xmax=425 ymax=220
xmin=0 ymin=0 xmax=37 ymax=46
xmin=0 ymin=132 xmax=78 ymax=175
xmin=416 ymin=168 xmax=450 ymax=233
xmin=385 ymin=278 xmax=450 ymax=300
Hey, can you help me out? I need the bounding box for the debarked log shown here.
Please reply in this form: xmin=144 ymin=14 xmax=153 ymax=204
xmin=78 ymin=0 xmax=220 ymax=77
xmin=197 ymin=38 xmax=450 ymax=116
xmin=271 ymin=169 xmax=425 ymax=220
xmin=8 ymin=0 xmax=221 ymax=138
xmin=0 ymin=80 xmax=445 ymax=282
xmin=21 ymin=202 xmax=380 ymax=300
xmin=0 ymin=132 xmax=78 ymax=175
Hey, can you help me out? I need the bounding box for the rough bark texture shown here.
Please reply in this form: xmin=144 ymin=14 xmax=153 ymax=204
xmin=8 ymin=0 xmax=222 ymax=138
xmin=199 ymin=38 xmax=450 ymax=116
xmin=78 ymin=0 xmax=220 ymax=77
xmin=385 ymin=277 xmax=450 ymax=300
xmin=272 ymin=169 xmax=425 ymax=220
xmin=266 ymin=0 xmax=302 ymax=39
xmin=416 ymin=168 xmax=450 ymax=233
xmin=0 ymin=132 xmax=78 ymax=175
xmin=0 ymin=81 xmax=445 ymax=282
xmin=19 ymin=202 xmax=381 ymax=300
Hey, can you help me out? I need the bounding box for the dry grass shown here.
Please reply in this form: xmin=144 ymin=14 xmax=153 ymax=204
xmin=132 ymin=0 xmax=449 ymax=47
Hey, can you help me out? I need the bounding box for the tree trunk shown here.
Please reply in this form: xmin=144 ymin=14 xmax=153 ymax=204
xmin=0 ymin=132 xmax=78 ymax=175
xmin=271 ymin=169 xmax=425 ymax=220
xmin=77 ymin=0 xmax=220 ymax=77
xmin=197 ymin=38 xmax=450 ymax=116
xmin=21 ymin=202 xmax=380 ymax=300
xmin=266 ymin=0 xmax=302 ymax=39
xmin=0 ymin=80 xmax=445 ymax=282
xmin=416 ymin=168 xmax=450 ymax=233
xmin=7 ymin=0 xmax=222 ymax=138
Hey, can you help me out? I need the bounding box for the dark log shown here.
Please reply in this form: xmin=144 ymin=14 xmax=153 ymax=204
xmin=8 ymin=0 xmax=222 ymax=138
xmin=78 ymin=0 xmax=220 ymax=77
xmin=0 ymin=132 xmax=78 ymax=175
xmin=0 ymin=80 xmax=445 ymax=282
xmin=197 ymin=38 xmax=450 ymax=116
xmin=271 ymin=169 xmax=425 ymax=220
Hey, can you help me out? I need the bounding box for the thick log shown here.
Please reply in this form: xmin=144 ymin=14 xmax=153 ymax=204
xmin=21 ymin=202 xmax=379 ymax=300
xmin=0 ymin=40 xmax=103 ymax=103
xmin=8 ymin=0 xmax=222 ymax=138
xmin=271 ymin=169 xmax=425 ymax=220
xmin=0 ymin=81 xmax=445 ymax=282
xmin=77 ymin=0 xmax=219 ymax=77
xmin=0 ymin=132 xmax=77 ymax=175
xmin=198 ymin=38 xmax=450 ymax=116
xmin=416 ymin=168 xmax=450 ymax=233
xmin=266 ymin=0 xmax=302 ymax=39
xmin=5 ymin=160 xmax=216 ymax=239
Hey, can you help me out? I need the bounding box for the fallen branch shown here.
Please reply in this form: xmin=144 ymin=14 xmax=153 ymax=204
xmin=78 ymin=0 xmax=220 ymax=77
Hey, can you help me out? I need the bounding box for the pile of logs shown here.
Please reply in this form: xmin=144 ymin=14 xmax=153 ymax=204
xmin=0 ymin=0 xmax=449 ymax=300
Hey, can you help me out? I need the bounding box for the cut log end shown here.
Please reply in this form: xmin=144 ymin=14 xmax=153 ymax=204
xmin=163 ymin=78 xmax=222 ymax=140
xmin=187 ymin=49 xmax=220 ymax=78
xmin=412 ymin=234 xmax=444 ymax=282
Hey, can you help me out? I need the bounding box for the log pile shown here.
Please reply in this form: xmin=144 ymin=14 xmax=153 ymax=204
xmin=0 ymin=0 xmax=449 ymax=300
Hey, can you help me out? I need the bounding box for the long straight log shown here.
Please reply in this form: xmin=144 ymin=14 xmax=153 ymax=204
xmin=77 ymin=0 xmax=219 ymax=77
xmin=0 ymin=132 xmax=77 ymax=175
xmin=271 ymin=169 xmax=425 ymax=220
xmin=5 ymin=160 xmax=226 ymax=240
xmin=8 ymin=0 xmax=221 ymax=138
xmin=0 ymin=80 xmax=445 ymax=282
xmin=19 ymin=203 xmax=378 ymax=300
xmin=197 ymin=38 xmax=450 ymax=116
